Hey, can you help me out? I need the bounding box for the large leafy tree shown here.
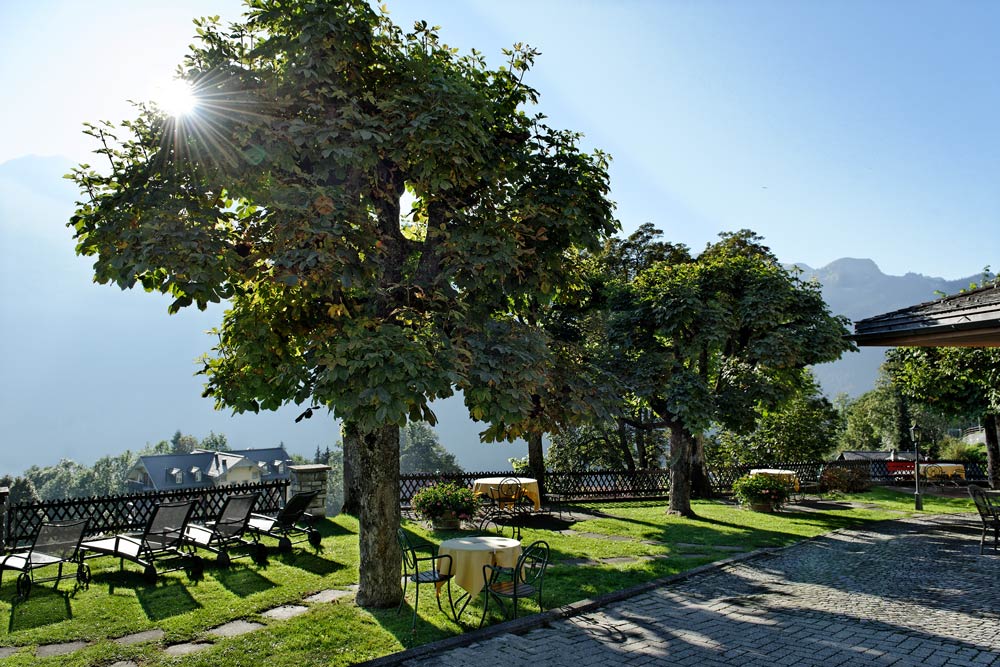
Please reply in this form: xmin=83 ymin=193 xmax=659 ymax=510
xmin=399 ymin=422 xmax=461 ymax=474
xmin=710 ymin=371 xmax=842 ymax=467
xmin=609 ymin=230 xmax=854 ymax=515
xmin=69 ymin=1 xmax=615 ymax=605
xmin=886 ymin=347 xmax=1000 ymax=487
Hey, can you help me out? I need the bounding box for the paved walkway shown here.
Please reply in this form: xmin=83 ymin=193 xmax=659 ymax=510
xmin=402 ymin=513 xmax=1000 ymax=667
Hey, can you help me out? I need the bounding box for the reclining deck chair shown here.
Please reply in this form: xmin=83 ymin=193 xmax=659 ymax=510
xmin=247 ymin=490 xmax=321 ymax=553
xmin=183 ymin=493 xmax=267 ymax=567
xmin=0 ymin=518 xmax=91 ymax=599
xmin=82 ymin=499 xmax=201 ymax=583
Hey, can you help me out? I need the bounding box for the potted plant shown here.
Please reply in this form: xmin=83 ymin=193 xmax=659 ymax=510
xmin=731 ymin=474 xmax=791 ymax=512
xmin=411 ymin=482 xmax=477 ymax=529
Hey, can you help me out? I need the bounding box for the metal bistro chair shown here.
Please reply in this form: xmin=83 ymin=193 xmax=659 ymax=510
xmin=479 ymin=539 xmax=549 ymax=628
xmin=968 ymin=486 xmax=1000 ymax=554
xmin=488 ymin=478 xmax=533 ymax=539
xmin=0 ymin=518 xmax=91 ymax=599
xmin=396 ymin=529 xmax=455 ymax=631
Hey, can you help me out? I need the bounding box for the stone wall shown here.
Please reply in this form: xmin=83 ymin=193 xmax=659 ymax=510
xmin=288 ymin=465 xmax=331 ymax=517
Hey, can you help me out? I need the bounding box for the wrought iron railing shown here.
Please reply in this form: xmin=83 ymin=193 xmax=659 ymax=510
xmin=400 ymin=459 xmax=988 ymax=506
xmin=2 ymin=480 xmax=288 ymax=551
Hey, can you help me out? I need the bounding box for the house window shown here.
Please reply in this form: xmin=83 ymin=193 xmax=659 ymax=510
xmin=191 ymin=467 xmax=202 ymax=483
xmin=273 ymin=461 xmax=284 ymax=474
xmin=259 ymin=461 xmax=269 ymax=475
xmin=170 ymin=468 xmax=183 ymax=484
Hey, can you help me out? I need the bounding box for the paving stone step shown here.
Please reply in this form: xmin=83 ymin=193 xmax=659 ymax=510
xmin=36 ymin=640 xmax=88 ymax=657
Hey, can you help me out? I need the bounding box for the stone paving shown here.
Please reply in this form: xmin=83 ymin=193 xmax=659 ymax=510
xmin=402 ymin=513 xmax=1000 ymax=667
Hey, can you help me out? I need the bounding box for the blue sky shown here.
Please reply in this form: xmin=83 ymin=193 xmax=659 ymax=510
xmin=1 ymin=1 xmax=998 ymax=472
xmin=2 ymin=0 xmax=998 ymax=279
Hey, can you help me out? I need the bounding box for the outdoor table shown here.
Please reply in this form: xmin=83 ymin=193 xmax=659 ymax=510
xmin=749 ymin=468 xmax=800 ymax=492
xmin=438 ymin=535 xmax=521 ymax=619
xmin=921 ymin=463 xmax=965 ymax=480
xmin=472 ymin=477 xmax=542 ymax=510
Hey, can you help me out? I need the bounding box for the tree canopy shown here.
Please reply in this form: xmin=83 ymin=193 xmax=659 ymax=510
xmin=69 ymin=0 xmax=616 ymax=605
xmin=604 ymin=229 xmax=854 ymax=514
xmin=886 ymin=346 xmax=1000 ymax=487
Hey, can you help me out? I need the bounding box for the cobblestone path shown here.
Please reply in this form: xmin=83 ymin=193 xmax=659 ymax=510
xmin=403 ymin=514 xmax=1000 ymax=667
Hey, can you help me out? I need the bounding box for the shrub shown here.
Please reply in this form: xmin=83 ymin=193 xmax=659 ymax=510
xmin=411 ymin=482 xmax=477 ymax=522
xmin=937 ymin=436 xmax=987 ymax=465
xmin=819 ymin=465 xmax=871 ymax=493
xmin=731 ymin=474 xmax=791 ymax=509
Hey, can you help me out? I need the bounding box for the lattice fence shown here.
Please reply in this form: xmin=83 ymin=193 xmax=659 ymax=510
xmin=3 ymin=480 xmax=287 ymax=550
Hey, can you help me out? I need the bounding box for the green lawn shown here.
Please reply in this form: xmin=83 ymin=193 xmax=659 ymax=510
xmin=0 ymin=489 xmax=975 ymax=666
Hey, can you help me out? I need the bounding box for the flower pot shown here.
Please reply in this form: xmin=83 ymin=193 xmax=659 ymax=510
xmin=430 ymin=512 xmax=461 ymax=530
xmin=749 ymin=501 xmax=775 ymax=513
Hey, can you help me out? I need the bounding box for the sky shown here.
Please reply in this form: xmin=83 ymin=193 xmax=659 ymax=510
xmin=1 ymin=1 xmax=998 ymax=472
xmin=2 ymin=0 xmax=998 ymax=279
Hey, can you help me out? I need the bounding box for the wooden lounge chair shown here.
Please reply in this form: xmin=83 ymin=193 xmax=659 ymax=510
xmin=0 ymin=518 xmax=91 ymax=598
xmin=247 ymin=490 xmax=321 ymax=553
xmin=82 ymin=499 xmax=201 ymax=583
xmin=183 ymin=492 xmax=267 ymax=566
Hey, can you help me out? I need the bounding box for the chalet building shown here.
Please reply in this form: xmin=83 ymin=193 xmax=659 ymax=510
xmin=125 ymin=447 xmax=293 ymax=492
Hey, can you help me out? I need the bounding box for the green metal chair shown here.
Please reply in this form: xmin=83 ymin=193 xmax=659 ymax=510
xmin=397 ymin=529 xmax=455 ymax=631
xmin=479 ymin=539 xmax=549 ymax=627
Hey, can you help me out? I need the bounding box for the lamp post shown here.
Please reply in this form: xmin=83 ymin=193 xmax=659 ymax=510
xmin=910 ymin=422 xmax=923 ymax=510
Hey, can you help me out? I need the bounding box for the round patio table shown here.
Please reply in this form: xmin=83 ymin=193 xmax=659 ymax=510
xmin=472 ymin=477 xmax=542 ymax=510
xmin=438 ymin=535 xmax=521 ymax=620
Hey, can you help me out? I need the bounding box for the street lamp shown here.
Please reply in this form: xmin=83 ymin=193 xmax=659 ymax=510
xmin=910 ymin=422 xmax=923 ymax=510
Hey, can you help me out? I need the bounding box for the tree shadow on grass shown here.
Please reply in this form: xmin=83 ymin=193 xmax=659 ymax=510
xmin=6 ymin=587 xmax=72 ymax=634
xmin=212 ymin=566 xmax=276 ymax=597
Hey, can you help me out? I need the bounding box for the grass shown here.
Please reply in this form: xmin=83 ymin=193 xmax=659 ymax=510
xmin=0 ymin=488 xmax=975 ymax=666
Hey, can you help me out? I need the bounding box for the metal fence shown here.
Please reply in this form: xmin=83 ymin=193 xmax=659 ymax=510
xmin=401 ymin=459 xmax=988 ymax=506
xmin=2 ymin=480 xmax=288 ymax=551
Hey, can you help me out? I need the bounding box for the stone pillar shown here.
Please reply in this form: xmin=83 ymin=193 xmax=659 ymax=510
xmin=289 ymin=465 xmax=331 ymax=517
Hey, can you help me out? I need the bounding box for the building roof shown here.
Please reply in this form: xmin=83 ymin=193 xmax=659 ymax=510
xmin=837 ymin=450 xmax=893 ymax=461
xmin=133 ymin=451 xmax=217 ymax=489
xmin=852 ymin=283 xmax=1000 ymax=347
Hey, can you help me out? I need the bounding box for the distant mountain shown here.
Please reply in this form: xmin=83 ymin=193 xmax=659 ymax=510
xmin=0 ymin=155 xmax=526 ymax=474
xmin=795 ymin=258 xmax=976 ymax=398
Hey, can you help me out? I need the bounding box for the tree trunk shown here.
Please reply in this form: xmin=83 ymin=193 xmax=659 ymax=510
xmin=341 ymin=423 xmax=362 ymax=516
xmin=526 ymin=431 xmax=546 ymax=495
xmin=985 ymin=413 xmax=1000 ymax=490
xmin=617 ymin=420 xmax=636 ymax=473
xmin=636 ymin=419 xmax=649 ymax=469
xmin=689 ymin=433 xmax=713 ymax=499
xmin=667 ymin=422 xmax=695 ymax=516
xmin=354 ymin=423 xmax=402 ymax=608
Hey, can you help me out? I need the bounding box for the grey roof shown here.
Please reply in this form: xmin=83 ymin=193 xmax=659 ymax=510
xmin=134 ymin=451 xmax=217 ymax=490
xmin=853 ymin=283 xmax=1000 ymax=347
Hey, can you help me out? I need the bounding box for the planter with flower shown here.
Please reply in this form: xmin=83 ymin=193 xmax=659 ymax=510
xmin=731 ymin=474 xmax=791 ymax=512
xmin=411 ymin=482 xmax=477 ymax=530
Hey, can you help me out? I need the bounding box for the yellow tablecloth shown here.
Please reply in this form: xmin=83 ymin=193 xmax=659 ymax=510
xmin=472 ymin=477 xmax=542 ymax=510
xmin=921 ymin=463 xmax=966 ymax=480
xmin=438 ymin=535 xmax=522 ymax=594
xmin=749 ymin=468 xmax=800 ymax=492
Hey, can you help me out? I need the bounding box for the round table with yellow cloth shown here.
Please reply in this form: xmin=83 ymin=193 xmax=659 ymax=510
xmin=437 ymin=535 xmax=522 ymax=595
xmin=471 ymin=476 xmax=542 ymax=510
